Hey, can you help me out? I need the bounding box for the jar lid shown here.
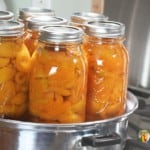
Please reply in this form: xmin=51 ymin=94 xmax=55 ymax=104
xmin=84 ymin=21 xmax=125 ymax=38
xmin=0 ymin=21 xmax=24 ymax=36
xmin=0 ymin=11 xmax=14 ymax=20
xmin=70 ymin=12 xmax=108 ymax=24
xmin=19 ymin=7 xmax=55 ymax=21
xmin=27 ymin=16 xmax=68 ymax=30
xmin=39 ymin=25 xmax=83 ymax=43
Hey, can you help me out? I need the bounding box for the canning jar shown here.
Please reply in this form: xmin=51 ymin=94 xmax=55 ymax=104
xmin=18 ymin=7 xmax=55 ymax=29
xmin=29 ymin=25 xmax=87 ymax=123
xmin=70 ymin=12 xmax=108 ymax=29
xmin=25 ymin=16 xmax=68 ymax=56
xmin=0 ymin=21 xmax=31 ymax=119
xmin=82 ymin=21 xmax=129 ymax=121
xmin=0 ymin=10 xmax=14 ymax=21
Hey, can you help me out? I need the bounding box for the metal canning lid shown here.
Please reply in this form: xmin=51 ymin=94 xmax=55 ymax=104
xmin=84 ymin=21 xmax=125 ymax=38
xmin=39 ymin=25 xmax=83 ymax=43
xmin=0 ymin=11 xmax=14 ymax=20
xmin=19 ymin=7 xmax=55 ymax=21
xmin=70 ymin=12 xmax=108 ymax=24
xmin=27 ymin=16 xmax=68 ymax=30
xmin=0 ymin=21 xmax=24 ymax=36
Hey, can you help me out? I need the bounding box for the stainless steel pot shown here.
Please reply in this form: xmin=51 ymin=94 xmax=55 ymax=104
xmin=0 ymin=92 xmax=138 ymax=150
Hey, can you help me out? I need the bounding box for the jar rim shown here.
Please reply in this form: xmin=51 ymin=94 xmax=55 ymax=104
xmin=70 ymin=12 xmax=108 ymax=24
xmin=84 ymin=21 xmax=125 ymax=38
xmin=0 ymin=11 xmax=14 ymax=20
xmin=19 ymin=7 xmax=55 ymax=21
xmin=27 ymin=16 xmax=68 ymax=31
xmin=0 ymin=21 xmax=24 ymax=36
xmin=39 ymin=25 xmax=83 ymax=43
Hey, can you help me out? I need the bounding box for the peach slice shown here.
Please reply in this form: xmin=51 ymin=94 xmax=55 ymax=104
xmin=0 ymin=66 xmax=15 ymax=84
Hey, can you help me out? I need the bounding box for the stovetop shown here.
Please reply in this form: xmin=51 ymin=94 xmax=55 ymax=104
xmin=124 ymin=86 xmax=150 ymax=150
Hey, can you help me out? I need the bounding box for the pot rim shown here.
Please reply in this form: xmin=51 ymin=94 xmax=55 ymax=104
xmin=0 ymin=91 xmax=138 ymax=130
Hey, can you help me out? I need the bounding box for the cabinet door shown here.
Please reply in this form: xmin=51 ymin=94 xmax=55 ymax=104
xmin=91 ymin=0 xmax=104 ymax=13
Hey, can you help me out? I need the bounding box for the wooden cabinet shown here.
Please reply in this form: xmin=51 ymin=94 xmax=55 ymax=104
xmin=91 ymin=0 xmax=104 ymax=13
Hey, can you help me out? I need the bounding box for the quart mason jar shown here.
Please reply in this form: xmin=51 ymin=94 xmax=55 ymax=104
xmin=0 ymin=21 xmax=31 ymax=119
xmin=70 ymin=12 xmax=108 ymax=29
xmin=0 ymin=10 xmax=14 ymax=21
xmin=25 ymin=16 xmax=68 ymax=56
xmin=29 ymin=25 xmax=87 ymax=123
xmin=82 ymin=21 xmax=129 ymax=121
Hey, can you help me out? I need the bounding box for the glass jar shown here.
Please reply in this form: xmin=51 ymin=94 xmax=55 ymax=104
xmin=0 ymin=10 xmax=14 ymax=21
xmin=82 ymin=21 xmax=129 ymax=121
xmin=18 ymin=7 xmax=55 ymax=29
xmin=70 ymin=12 xmax=108 ymax=29
xmin=0 ymin=21 xmax=31 ymax=119
xmin=25 ymin=16 xmax=68 ymax=56
xmin=29 ymin=25 xmax=87 ymax=123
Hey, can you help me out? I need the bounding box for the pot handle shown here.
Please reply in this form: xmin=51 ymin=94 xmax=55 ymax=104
xmin=81 ymin=133 xmax=121 ymax=147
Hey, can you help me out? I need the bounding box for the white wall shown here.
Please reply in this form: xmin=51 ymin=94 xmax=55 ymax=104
xmin=0 ymin=0 xmax=7 ymax=10
xmin=51 ymin=0 xmax=91 ymax=19
xmin=4 ymin=0 xmax=91 ymax=19
xmin=5 ymin=0 xmax=32 ymax=17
